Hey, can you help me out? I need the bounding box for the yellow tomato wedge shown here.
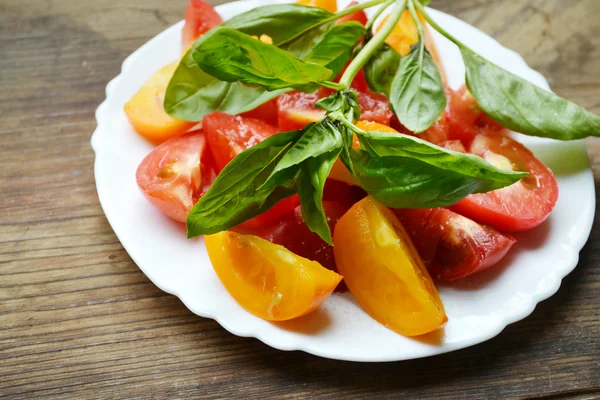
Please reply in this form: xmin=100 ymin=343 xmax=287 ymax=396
xmin=124 ymin=62 xmax=195 ymax=144
xmin=333 ymin=197 xmax=447 ymax=336
xmin=377 ymin=10 xmax=446 ymax=81
xmin=205 ymin=231 xmax=342 ymax=321
xmin=328 ymin=121 xmax=399 ymax=185
xmin=296 ymin=0 xmax=337 ymax=12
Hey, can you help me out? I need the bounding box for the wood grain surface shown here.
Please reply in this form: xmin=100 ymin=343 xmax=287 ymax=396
xmin=1 ymin=0 xmax=599 ymax=398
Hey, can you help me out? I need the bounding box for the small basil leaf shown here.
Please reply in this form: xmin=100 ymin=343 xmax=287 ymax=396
xmin=297 ymin=148 xmax=342 ymax=245
xmin=222 ymin=4 xmax=334 ymax=46
xmin=461 ymin=47 xmax=600 ymax=140
xmin=165 ymin=50 xmax=285 ymax=121
xmin=193 ymin=28 xmax=333 ymax=91
xmin=186 ymin=131 xmax=301 ymax=237
xmin=304 ymin=22 xmax=366 ymax=76
xmin=354 ymin=131 xmax=526 ymax=202
xmin=390 ymin=42 xmax=446 ymax=133
xmin=266 ymin=119 xmax=343 ymax=186
xmin=364 ymin=43 xmax=401 ymax=96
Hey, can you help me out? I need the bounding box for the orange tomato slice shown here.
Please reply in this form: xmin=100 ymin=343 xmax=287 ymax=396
xmin=205 ymin=231 xmax=342 ymax=321
xmin=328 ymin=121 xmax=399 ymax=185
xmin=377 ymin=10 xmax=446 ymax=81
xmin=296 ymin=0 xmax=337 ymax=12
xmin=124 ymin=63 xmax=195 ymax=144
xmin=333 ymin=197 xmax=447 ymax=336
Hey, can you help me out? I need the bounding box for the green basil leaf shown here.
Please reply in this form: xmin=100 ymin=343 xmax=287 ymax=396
xmin=390 ymin=42 xmax=446 ymax=133
xmin=351 ymin=130 xmax=526 ymax=207
xmin=266 ymin=119 xmax=343 ymax=187
xmin=193 ymin=28 xmax=333 ymax=91
xmin=222 ymin=4 xmax=334 ymax=46
xmin=364 ymin=43 xmax=401 ymax=96
xmin=297 ymin=148 xmax=342 ymax=245
xmin=186 ymin=131 xmax=301 ymax=237
xmin=281 ymin=22 xmax=334 ymax=61
xmin=304 ymin=22 xmax=366 ymax=76
xmin=164 ymin=50 xmax=285 ymax=121
xmin=461 ymin=47 xmax=600 ymax=140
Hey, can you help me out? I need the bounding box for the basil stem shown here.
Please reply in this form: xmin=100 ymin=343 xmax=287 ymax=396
xmin=339 ymin=0 xmax=408 ymax=89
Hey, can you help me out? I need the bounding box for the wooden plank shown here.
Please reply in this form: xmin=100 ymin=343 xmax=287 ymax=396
xmin=0 ymin=0 xmax=598 ymax=398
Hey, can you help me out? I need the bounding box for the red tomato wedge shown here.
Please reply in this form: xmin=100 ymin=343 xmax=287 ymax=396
xmin=235 ymin=195 xmax=301 ymax=232
xmin=182 ymin=0 xmax=223 ymax=50
xmin=277 ymin=88 xmax=392 ymax=131
xmin=136 ymin=130 xmax=215 ymax=222
xmin=393 ymin=207 xmax=516 ymax=281
xmin=337 ymin=1 xmax=368 ymax=26
xmin=240 ymin=97 xmax=279 ymax=126
xmin=451 ymin=133 xmax=559 ymax=232
xmin=202 ymin=111 xmax=279 ymax=171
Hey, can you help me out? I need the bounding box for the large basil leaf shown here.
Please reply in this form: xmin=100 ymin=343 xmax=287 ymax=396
xmin=297 ymin=148 xmax=342 ymax=245
xmin=193 ymin=28 xmax=333 ymax=91
xmin=364 ymin=43 xmax=401 ymax=96
xmin=164 ymin=50 xmax=284 ymax=121
xmin=281 ymin=22 xmax=334 ymax=61
xmin=186 ymin=131 xmax=301 ymax=237
xmin=461 ymin=48 xmax=600 ymax=140
xmin=304 ymin=22 xmax=366 ymax=76
xmin=351 ymin=130 xmax=526 ymax=207
xmin=265 ymin=119 xmax=343 ymax=187
xmin=390 ymin=41 xmax=445 ymax=133
xmin=222 ymin=4 xmax=334 ymax=46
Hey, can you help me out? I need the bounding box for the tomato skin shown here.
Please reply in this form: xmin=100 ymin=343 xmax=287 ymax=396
xmin=136 ymin=130 xmax=215 ymax=222
xmin=337 ymin=1 xmax=368 ymax=26
xmin=182 ymin=0 xmax=223 ymax=50
xmin=202 ymin=111 xmax=279 ymax=171
xmin=235 ymin=195 xmax=301 ymax=232
xmin=296 ymin=0 xmax=337 ymax=12
xmin=256 ymin=201 xmax=349 ymax=274
xmin=205 ymin=231 xmax=342 ymax=321
xmin=451 ymin=133 xmax=559 ymax=232
xmin=392 ymin=207 xmax=516 ymax=281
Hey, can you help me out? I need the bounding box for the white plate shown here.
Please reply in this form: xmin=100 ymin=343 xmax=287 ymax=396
xmin=92 ymin=0 xmax=595 ymax=361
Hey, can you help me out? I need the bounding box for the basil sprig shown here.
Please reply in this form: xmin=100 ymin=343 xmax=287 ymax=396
xmin=184 ymin=0 xmax=600 ymax=244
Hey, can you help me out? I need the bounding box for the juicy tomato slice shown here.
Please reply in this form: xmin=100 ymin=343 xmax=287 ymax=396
xmin=182 ymin=0 xmax=223 ymax=50
xmin=124 ymin=63 xmax=196 ymax=144
xmin=451 ymin=132 xmax=559 ymax=232
xmin=277 ymin=89 xmax=392 ymax=131
xmin=337 ymin=1 xmax=368 ymax=25
xmin=333 ymin=197 xmax=447 ymax=336
xmin=296 ymin=0 xmax=337 ymax=12
xmin=392 ymin=208 xmax=516 ymax=281
xmin=445 ymin=85 xmax=504 ymax=146
xmin=202 ymin=111 xmax=279 ymax=171
xmin=205 ymin=231 xmax=342 ymax=321
xmin=136 ymin=130 xmax=215 ymax=222
xmin=240 ymin=97 xmax=279 ymax=126
xmin=235 ymin=195 xmax=301 ymax=232
xmin=439 ymin=139 xmax=467 ymax=153
xmin=256 ymin=200 xmax=350 ymax=275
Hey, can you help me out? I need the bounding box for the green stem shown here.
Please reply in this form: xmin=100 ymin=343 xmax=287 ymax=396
xmin=413 ymin=0 xmax=464 ymax=48
xmin=320 ymin=80 xmax=346 ymax=90
xmin=364 ymin=0 xmax=395 ymax=34
xmin=338 ymin=0 xmax=408 ymax=89
xmin=277 ymin=0 xmax=388 ymax=47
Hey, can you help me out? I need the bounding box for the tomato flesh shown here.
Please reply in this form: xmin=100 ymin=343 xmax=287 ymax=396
xmin=393 ymin=207 xmax=516 ymax=281
xmin=240 ymin=97 xmax=279 ymax=126
xmin=451 ymin=132 xmax=559 ymax=232
xmin=205 ymin=231 xmax=342 ymax=321
xmin=136 ymin=130 xmax=215 ymax=222
xmin=334 ymin=197 xmax=447 ymax=336
xmin=202 ymin=111 xmax=279 ymax=171
xmin=277 ymin=88 xmax=392 ymax=131
xmin=182 ymin=0 xmax=223 ymax=50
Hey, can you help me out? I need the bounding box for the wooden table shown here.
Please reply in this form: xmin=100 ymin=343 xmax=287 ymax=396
xmin=2 ymin=0 xmax=599 ymax=398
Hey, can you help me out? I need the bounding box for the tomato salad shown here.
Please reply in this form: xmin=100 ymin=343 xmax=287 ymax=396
xmin=124 ymin=0 xmax=597 ymax=337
